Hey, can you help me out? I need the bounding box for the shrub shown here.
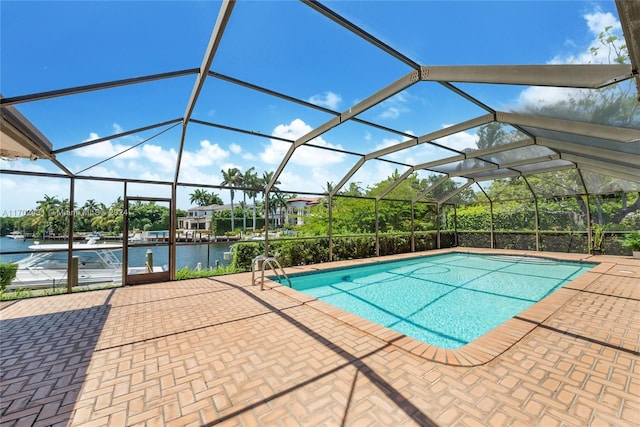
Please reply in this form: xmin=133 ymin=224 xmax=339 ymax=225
xmin=232 ymin=242 xmax=264 ymax=271
xmin=0 ymin=262 xmax=18 ymax=291
xmin=621 ymin=231 xmax=640 ymax=252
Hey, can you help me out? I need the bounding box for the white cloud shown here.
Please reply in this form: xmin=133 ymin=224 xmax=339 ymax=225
xmin=260 ymin=118 xmax=345 ymax=167
xmin=516 ymin=10 xmax=623 ymax=108
xmin=585 ymin=11 xmax=621 ymax=36
xmin=227 ymin=142 xmax=256 ymax=161
xmin=342 ymin=160 xmax=398 ymax=193
xmin=75 ymin=132 xmax=140 ymax=159
xmin=308 ymin=91 xmax=342 ymax=110
xmin=181 ymin=140 xmax=229 ymax=168
xmin=229 ymin=143 xmax=242 ymax=154
xmin=517 ymin=86 xmax=588 ymax=107
xmin=434 ymin=128 xmax=478 ymax=152
xmin=260 ymin=138 xmax=290 ymax=165
xmin=272 ymin=118 xmax=312 ymax=141
xmin=293 ymin=143 xmax=344 ymax=167
xmin=138 ymin=170 xmax=164 ymax=182
xmin=379 ymin=107 xmax=402 ymax=120
xmin=0 ymin=172 xmax=73 ymax=214
xmin=549 ymin=11 xmax=623 ymax=65
xmin=141 ymin=144 xmax=177 ymax=173
xmin=80 ymin=165 xmax=122 ymax=179
xmin=376 ymin=91 xmax=411 ymax=120
xmin=73 ymin=179 xmax=124 ymax=207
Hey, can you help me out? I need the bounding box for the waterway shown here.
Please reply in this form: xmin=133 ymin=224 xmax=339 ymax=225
xmin=0 ymin=237 xmax=234 ymax=271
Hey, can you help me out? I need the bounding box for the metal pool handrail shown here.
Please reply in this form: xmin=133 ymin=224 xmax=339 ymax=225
xmin=251 ymin=255 xmax=291 ymax=290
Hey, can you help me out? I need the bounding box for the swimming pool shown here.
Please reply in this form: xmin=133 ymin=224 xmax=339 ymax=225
xmin=283 ymin=252 xmax=595 ymax=349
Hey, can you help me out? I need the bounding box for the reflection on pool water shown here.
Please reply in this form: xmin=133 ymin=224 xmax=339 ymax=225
xmin=285 ymin=253 xmax=595 ymax=349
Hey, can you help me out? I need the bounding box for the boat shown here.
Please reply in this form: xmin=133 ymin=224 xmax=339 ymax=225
xmin=85 ymin=232 xmax=102 ymax=240
xmin=128 ymin=232 xmax=145 ymax=243
xmin=8 ymin=239 xmax=164 ymax=290
xmin=6 ymin=231 xmax=25 ymax=240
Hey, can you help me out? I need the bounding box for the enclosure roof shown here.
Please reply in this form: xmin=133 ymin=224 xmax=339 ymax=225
xmin=0 ymin=0 xmax=639 ymax=206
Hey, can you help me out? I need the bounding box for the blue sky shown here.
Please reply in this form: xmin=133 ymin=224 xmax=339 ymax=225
xmin=0 ymin=0 xmax=627 ymax=214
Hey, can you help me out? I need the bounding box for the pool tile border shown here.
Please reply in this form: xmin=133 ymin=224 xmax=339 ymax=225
xmin=265 ymin=248 xmax=608 ymax=366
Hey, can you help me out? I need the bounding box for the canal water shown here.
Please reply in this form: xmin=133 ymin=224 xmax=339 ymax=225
xmin=0 ymin=237 xmax=234 ymax=271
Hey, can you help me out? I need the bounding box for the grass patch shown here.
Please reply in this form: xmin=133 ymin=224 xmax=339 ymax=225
xmin=176 ymin=264 xmax=239 ymax=280
xmin=0 ymin=282 xmax=121 ymax=301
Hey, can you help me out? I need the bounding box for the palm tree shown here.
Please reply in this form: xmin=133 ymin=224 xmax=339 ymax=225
xmin=31 ymin=195 xmax=61 ymax=238
xmin=271 ymin=192 xmax=289 ymax=228
xmin=81 ymin=199 xmax=100 ymax=231
xmin=243 ymin=168 xmax=260 ymax=232
xmin=189 ymin=189 xmax=222 ymax=206
xmin=221 ymin=167 xmax=242 ymax=231
xmin=90 ymin=202 xmax=110 ymax=232
xmin=262 ymin=171 xmax=281 ymax=193
xmin=189 ymin=189 xmax=209 ymax=206
xmin=240 ymin=167 xmax=256 ymax=232
xmin=210 ymin=193 xmax=224 ymax=205
xmin=261 ymin=171 xmax=281 ymax=229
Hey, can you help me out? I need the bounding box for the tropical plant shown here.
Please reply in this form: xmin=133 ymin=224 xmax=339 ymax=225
xmin=243 ymin=168 xmax=260 ymax=232
xmin=189 ymin=189 xmax=222 ymax=207
xmin=221 ymin=167 xmax=242 ymax=231
xmin=621 ymin=231 xmax=640 ymax=252
xmin=239 ymin=167 xmax=257 ymax=232
xmin=0 ymin=262 xmax=18 ymax=291
xmin=79 ymin=199 xmax=100 ymax=231
xmin=590 ymin=223 xmax=606 ymax=253
xmin=261 ymin=171 xmax=281 ymax=228
xmin=272 ymin=192 xmax=290 ymax=228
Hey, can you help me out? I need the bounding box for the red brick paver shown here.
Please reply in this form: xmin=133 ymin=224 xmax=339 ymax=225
xmin=1 ymin=249 xmax=638 ymax=426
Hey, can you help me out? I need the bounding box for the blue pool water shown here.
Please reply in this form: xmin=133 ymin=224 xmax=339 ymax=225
xmin=285 ymin=253 xmax=595 ymax=349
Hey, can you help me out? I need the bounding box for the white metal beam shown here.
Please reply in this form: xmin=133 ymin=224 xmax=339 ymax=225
xmin=365 ymin=113 xmax=494 ymax=160
xmin=341 ymin=71 xmax=420 ymax=122
xmin=411 ymin=138 xmax=535 ymax=171
xmin=412 ymin=175 xmax=449 ymax=203
xmin=575 ymin=163 xmax=640 ymax=184
xmin=175 ymin=0 xmax=235 ymax=183
xmin=616 ymin=0 xmax=640 ymax=100
xmin=448 ymin=164 xmax=498 ymax=178
xmin=0 ymin=69 xmax=199 ymax=107
xmin=497 ymin=111 xmax=640 ymax=143
xmin=498 ymin=154 xmax=560 ymax=169
xmin=416 ymin=114 xmax=496 ymax=145
xmin=437 ymin=179 xmax=474 ymax=205
xmin=420 ymin=64 xmax=633 ymax=88
xmin=376 ymin=168 xmax=415 ymax=201
xmin=330 ymin=157 xmax=365 ymax=197
xmin=559 ymin=153 xmax=640 ymax=181
xmin=537 ymin=137 xmax=640 ymax=166
xmin=268 ymin=70 xmax=419 ymax=192
xmin=465 ymin=170 xmax=523 ymax=182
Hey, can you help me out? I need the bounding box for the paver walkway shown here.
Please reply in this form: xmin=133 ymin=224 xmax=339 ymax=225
xmin=1 ymin=249 xmax=638 ymax=426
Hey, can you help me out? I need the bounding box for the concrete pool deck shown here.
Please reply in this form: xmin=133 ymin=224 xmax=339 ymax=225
xmin=1 ymin=248 xmax=638 ymax=426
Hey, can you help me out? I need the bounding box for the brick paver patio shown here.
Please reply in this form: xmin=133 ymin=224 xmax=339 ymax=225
xmin=1 ymin=249 xmax=639 ymax=426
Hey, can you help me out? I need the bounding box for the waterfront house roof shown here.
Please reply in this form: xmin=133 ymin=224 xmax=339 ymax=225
xmin=286 ymin=197 xmax=322 ymax=206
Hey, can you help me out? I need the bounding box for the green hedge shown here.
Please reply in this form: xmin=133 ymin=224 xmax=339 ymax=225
xmin=231 ymin=234 xmax=440 ymax=271
xmin=0 ymin=262 xmax=18 ymax=291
